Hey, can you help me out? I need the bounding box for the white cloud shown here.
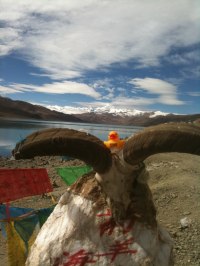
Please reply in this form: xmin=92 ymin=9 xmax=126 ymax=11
xmin=75 ymin=90 xmax=184 ymax=110
xmin=129 ymin=77 xmax=184 ymax=105
xmin=188 ymin=91 xmax=200 ymax=97
xmin=0 ymin=0 xmax=199 ymax=79
xmin=0 ymin=81 xmax=101 ymax=99
xmin=112 ymin=96 xmax=158 ymax=108
xmin=166 ymin=50 xmax=200 ymax=65
xmin=0 ymin=27 xmax=22 ymax=56
xmin=158 ymin=95 xmax=184 ymax=105
xmin=0 ymin=85 xmax=23 ymax=94
xmin=92 ymin=79 xmax=113 ymax=90
xmin=74 ymin=96 xmax=157 ymax=110
xmin=180 ymin=65 xmax=200 ymax=79
xmin=129 ymin=78 xmax=177 ymax=95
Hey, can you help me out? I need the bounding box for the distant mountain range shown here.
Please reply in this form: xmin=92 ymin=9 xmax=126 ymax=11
xmin=0 ymin=96 xmax=82 ymax=123
xmin=74 ymin=109 xmax=200 ymax=126
xmin=0 ymin=96 xmax=200 ymax=126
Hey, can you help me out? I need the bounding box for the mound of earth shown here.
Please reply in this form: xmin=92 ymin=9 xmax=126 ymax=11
xmin=0 ymin=153 xmax=200 ymax=265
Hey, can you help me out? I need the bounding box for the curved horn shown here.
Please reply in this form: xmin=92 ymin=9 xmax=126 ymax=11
xmin=13 ymin=128 xmax=112 ymax=174
xmin=123 ymin=123 xmax=200 ymax=165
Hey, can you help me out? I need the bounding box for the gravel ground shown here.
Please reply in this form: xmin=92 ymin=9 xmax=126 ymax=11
xmin=0 ymin=152 xmax=200 ymax=265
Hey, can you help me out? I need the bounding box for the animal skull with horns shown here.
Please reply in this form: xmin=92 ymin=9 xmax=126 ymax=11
xmin=13 ymin=122 xmax=200 ymax=266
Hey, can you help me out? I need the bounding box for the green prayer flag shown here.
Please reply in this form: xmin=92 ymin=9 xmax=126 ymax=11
xmin=37 ymin=206 xmax=55 ymax=227
xmin=57 ymin=165 xmax=92 ymax=185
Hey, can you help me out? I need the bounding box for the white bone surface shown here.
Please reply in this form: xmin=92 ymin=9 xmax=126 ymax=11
xmin=26 ymin=191 xmax=173 ymax=266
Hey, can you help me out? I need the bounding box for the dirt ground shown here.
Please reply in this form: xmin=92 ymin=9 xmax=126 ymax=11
xmin=0 ymin=152 xmax=200 ymax=266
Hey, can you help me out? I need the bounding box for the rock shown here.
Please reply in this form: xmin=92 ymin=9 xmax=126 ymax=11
xmin=183 ymin=211 xmax=191 ymax=215
xmin=180 ymin=217 xmax=192 ymax=228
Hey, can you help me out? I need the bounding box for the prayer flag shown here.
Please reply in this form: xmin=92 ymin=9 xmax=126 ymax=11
xmin=0 ymin=168 xmax=53 ymax=202
xmin=0 ymin=205 xmax=33 ymax=237
xmin=57 ymin=165 xmax=92 ymax=185
xmin=6 ymin=221 xmax=27 ymax=266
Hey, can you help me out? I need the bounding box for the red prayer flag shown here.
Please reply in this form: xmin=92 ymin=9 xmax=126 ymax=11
xmin=0 ymin=168 xmax=53 ymax=202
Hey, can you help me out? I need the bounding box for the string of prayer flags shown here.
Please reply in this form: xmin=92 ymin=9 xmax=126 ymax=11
xmin=0 ymin=168 xmax=53 ymax=202
xmin=1 ymin=205 xmax=55 ymax=265
xmin=0 ymin=205 xmax=55 ymax=237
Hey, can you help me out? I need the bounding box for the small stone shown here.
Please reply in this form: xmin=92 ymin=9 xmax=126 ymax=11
xmin=183 ymin=211 xmax=191 ymax=215
xmin=180 ymin=217 xmax=192 ymax=228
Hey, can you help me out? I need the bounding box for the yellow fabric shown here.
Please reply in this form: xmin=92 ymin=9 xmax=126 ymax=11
xmin=6 ymin=222 xmax=26 ymax=266
xmin=50 ymin=193 xmax=57 ymax=204
xmin=27 ymin=224 xmax=39 ymax=251
xmin=104 ymin=139 xmax=125 ymax=149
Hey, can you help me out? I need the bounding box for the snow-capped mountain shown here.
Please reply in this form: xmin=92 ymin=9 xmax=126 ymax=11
xmin=45 ymin=104 xmax=169 ymax=117
xmin=44 ymin=104 xmax=200 ymax=127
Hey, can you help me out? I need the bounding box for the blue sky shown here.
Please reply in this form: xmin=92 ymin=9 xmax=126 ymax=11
xmin=0 ymin=0 xmax=200 ymax=115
